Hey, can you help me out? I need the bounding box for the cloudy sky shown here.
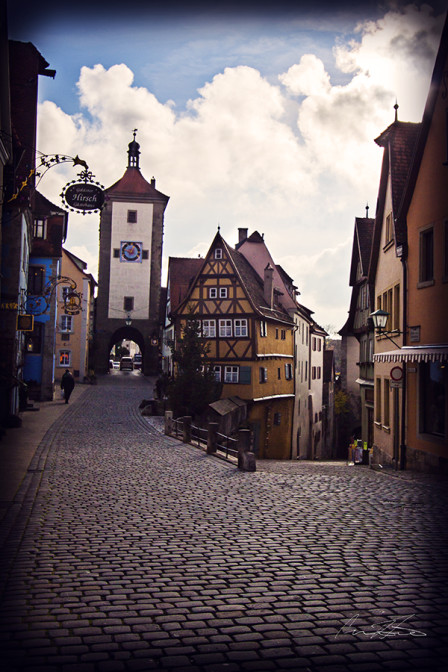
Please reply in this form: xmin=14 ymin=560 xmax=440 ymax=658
xmin=7 ymin=0 xmax=447 ymax=331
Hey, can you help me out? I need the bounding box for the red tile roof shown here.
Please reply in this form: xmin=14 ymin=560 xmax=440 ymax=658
xmin=106 ymin=167 xmax=169 ymax=202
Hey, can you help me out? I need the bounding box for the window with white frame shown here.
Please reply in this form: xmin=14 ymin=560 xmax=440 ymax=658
xmin=219 ymin=287 xmax=228 ymax=298
xmin=60 ymin=315 xmax=73 ymax=333
xmin=213 ymin=365 xmax=221 ymax=382
xmin=202 ymin=320 xmax=216 ymax=338
xmin=260 ymin=320 xmax=267 ymax=337
xmin=215 ymin=248 xmax=223 ymax=259
xmin=224 ymin=365 xmax=239 ymax=383
xmin=59 ymin=350 xmax=71 ymax=367
xmin=209 ymin=287 xmax=217 ymax=299
xmin=285 ymin=363 xmax=293 ymax=380
xmin=234 ymin=319 xmax=248 ymax=337
xmin=219 ymin=319 xmax=232 ymax=337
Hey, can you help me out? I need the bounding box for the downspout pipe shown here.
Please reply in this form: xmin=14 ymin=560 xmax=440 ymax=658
xmin=400 ymin=242 xmax=408 ymax=470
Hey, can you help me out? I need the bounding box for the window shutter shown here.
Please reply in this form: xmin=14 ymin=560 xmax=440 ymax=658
xmin=239 ymin=366 xmax=251 ymax=384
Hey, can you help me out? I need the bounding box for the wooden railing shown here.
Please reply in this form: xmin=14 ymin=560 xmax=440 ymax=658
xmin=164 ymin=412 xmax=255 ymax=471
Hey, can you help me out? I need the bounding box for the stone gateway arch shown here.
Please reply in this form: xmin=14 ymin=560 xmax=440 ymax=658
xmin=95 ymin=136 xmax=169 ymax=375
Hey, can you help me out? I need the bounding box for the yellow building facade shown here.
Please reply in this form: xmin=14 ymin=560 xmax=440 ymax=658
xmin=174 ymin=232 xmax=295 ymax=459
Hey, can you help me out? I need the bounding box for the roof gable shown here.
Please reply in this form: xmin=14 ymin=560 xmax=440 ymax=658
xmin=106 ymin=167 xmax=169 ymax=202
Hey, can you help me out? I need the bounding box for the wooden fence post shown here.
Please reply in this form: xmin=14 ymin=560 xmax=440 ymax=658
xmin=183 ymin=416 xmax=192 ymax=444
xmin=207 ymin=423 xmax=218 ymax=454
xmin=237 ymin=428 xmax=256 ymax=471
xmin=165 ymin=411 xmax=173 ymax=436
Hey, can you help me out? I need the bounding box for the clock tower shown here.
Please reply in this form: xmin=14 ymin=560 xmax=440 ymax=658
xmin=95 ymin=134 xmax=169 ymax=375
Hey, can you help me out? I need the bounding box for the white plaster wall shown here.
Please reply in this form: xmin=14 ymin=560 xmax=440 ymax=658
xmin=108 ymin=201 xmax=153 ymax=320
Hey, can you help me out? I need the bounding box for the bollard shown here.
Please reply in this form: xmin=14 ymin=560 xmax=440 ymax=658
xmin=165 ymin=411 xmax=173 ymax=436
xmin=183 ymin=416 xmax=192 ymax=444
xmin=237 ymin=429 xmax=256 ymax=471
xmin=207 ymin=423 xmax=218 ymax=454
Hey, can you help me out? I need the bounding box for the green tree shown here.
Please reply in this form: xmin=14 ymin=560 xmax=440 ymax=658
xmin=168 ymin=314 xmax=222 ymax=419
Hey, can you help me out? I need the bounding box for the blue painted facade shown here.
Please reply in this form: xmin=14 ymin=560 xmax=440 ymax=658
xmin=23 ymin=256 xmax=59 ymax=385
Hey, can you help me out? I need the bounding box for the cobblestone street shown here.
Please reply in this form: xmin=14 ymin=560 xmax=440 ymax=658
xmin=1 ymin=374 xmax=447 ymax=672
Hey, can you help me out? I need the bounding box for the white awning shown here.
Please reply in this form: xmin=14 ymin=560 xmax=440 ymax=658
xmin=373 ymin=345 xmax=448 ymax=363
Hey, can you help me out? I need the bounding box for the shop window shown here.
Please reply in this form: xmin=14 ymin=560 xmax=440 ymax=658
xmin=383 ymin=379 xmax=390 ymax=427
xmin=375 ymin=378 xmax=381 ymax=423
xmin=420 ymin=362 xmax=446 ymax=438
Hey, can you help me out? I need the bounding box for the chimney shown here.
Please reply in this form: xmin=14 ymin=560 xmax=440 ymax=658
xmin=264 ymin=263 xmax=274 ymax=309
xmin=151 ymin=177 xmax=156 ymax=188
xmin=238 ymin=228 xmax=248 ymax=244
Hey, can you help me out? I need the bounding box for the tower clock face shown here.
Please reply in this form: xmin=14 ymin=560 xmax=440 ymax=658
xmin=120 ymin=241 xmax=142 ymax=263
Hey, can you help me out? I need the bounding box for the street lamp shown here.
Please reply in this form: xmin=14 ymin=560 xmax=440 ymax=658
xmin=369 ymin=309 xmax=401 ymax=347
xmin=370 ymin=309 xmax=389 ymax=332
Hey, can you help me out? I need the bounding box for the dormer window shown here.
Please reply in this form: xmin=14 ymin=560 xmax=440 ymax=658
xmin=215 ymin=248 xmax=222 ymax=259
xmin=33 ymin=219 xmax=46 ymax=239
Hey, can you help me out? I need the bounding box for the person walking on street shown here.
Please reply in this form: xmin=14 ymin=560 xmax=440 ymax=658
xmin=61 ymin=370 xmax=75 ymax=404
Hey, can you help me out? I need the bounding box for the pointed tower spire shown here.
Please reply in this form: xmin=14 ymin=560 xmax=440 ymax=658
xmin=127 ymin=129 xmax=140 ymax=169
xmin=394 ymin=101 xmax=399 ymax=123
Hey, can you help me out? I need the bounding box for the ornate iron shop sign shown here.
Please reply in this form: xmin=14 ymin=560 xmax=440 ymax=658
xmin=60 ymin=168 xmax=105 ymax=215
xmin=23 ymin=276 xmax=82 ymax=317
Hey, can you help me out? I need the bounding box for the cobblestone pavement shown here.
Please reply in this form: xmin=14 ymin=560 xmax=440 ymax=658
xmin=1 ymin=374 xmax=447 ymax=672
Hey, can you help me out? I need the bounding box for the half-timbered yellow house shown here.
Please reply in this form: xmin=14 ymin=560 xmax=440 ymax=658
xmin=173 ymin=231 xmax=295 ymax=459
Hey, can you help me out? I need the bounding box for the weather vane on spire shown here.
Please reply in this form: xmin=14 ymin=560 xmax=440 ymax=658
xmin=132 ymin=128 xmax=138 ymax=140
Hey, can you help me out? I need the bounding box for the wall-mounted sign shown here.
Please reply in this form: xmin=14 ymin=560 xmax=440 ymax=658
xmin=390 ymin=366 xmax=403 ymax=382
xmin=17 ymin=314 xmax=34 ymax=331
xmin=64 ymin=290 xmax=82 ymax=315
xmin=120 ymin=241 xmax=142 ymax=263
xmin=60 ymin=169 xmax=105 ymax=215
xmin=64 ymin=183 xmax=104 ymax=212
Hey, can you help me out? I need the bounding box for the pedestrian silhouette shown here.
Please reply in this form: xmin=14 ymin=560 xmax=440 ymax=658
xmin=61 ymin=370 xmax=75 ymax=404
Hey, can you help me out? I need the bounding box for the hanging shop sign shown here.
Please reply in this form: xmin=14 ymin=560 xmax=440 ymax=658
xmin=17 ymin=314 xmax=34 ymax=331
xmin=60 ymin=168 xmax=105 ymax=215
xmin=64 ymin=290 xmax=82 ymax=315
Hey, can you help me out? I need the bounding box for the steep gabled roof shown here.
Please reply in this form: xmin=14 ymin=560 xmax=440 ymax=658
xmin=368 ymin=120 xmax=421 ymax=285
xmin=374 ymin=120 xmax=421 ymax=246
xmin=236 ymin=230 xmax=297 ymax=311
xmin=167 ymin=257 xmax=203 ymax=313
xmin=33 ymin=190 xmax=67 ymax=217
xmin=348 ymin=217 xmax=374 ymax=287
xmin=397 ymin=16 xmax=448 ymax=225
xmin=174 ymin=232 xmax=294 ymax=325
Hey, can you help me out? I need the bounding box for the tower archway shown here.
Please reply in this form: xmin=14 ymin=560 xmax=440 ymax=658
xmin=94 ymin=134 xmax=169 ymax=376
